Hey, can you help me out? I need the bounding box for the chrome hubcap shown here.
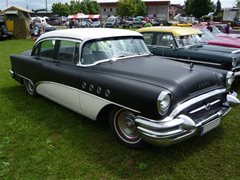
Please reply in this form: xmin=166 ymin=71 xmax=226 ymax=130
xmin=115 ymin=109 xmax=141 ymax=142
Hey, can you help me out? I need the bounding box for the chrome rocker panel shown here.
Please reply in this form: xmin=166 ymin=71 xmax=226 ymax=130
xmin=135 ymin=90 xmax=239 ymax=146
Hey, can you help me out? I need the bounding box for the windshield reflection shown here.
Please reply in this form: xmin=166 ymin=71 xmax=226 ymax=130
xmin=175 ymin=34 xmax=205 ymax=48
xmin=81 ymin=37 xmax=151 ymax=65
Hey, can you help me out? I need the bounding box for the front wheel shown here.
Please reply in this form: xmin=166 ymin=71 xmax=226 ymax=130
xmin=24 ymin=79 xmax=37 ymax=96
xmin=109 ymin=108 xmax=147 ymax=148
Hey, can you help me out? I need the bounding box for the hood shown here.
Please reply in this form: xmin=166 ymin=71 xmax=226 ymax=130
xmin=190 ymin=44 xmax=238 ymax=54
xmin=94 ymin=56 xmax=225 ymax=102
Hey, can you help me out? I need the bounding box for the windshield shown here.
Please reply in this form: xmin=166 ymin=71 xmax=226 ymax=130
xmin=212 ymin=26 xmax=222 ymax=34
xmin=81 ymin=37 xmax=150 ymax=65
xmin=175 ymin=34 xmax=203 ymax=47
xmin=201 ymin=29 xmax=217 ymax=41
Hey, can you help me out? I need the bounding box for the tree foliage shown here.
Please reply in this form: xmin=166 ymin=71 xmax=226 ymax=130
xmin=184 ymin=0 xmax=215 ymax=18
xmin=51 ymin=0 xmax=100 ymax=16
xmin=51 ymin=3 xmax=70 ymax=16
xmin=134 ymin=0 xmax=147 ymax=16
xmin=237 ymin=0 xmax=240 ymax=7
xmin=116 ymin=0 xmax=146 ymax=18
xmin=83 ymin=0 xmax=100 ymax=14
xmin=215 ymin=0 xmax=221 ymax=15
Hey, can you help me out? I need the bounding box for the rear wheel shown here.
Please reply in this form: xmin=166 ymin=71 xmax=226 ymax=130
xmin=109 ymin=108 xmax=147 ymax=148
xmin=24 ymin=79 xmax=37 ymax=96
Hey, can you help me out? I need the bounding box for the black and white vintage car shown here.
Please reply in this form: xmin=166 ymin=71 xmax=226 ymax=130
xmin=10 ymin=28 xmax=239 ymax=148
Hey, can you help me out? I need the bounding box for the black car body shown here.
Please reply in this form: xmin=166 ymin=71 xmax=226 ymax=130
xmin=137 ymin=26 xmax=240 ymax=77
xmin=9 ymin=28 xmax=239 ymax=148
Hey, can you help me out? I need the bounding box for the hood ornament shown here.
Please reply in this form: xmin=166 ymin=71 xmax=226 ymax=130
xmin=189 ymin=63 xmax=194 ymax=71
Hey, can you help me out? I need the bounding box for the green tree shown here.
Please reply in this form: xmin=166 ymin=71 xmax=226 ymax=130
xmin=67 ymin=0 xmax=83 ymax=14
xmin=79 ymin=1 xmax=89 ymax=14
xmin=134 ymin=0 xmax=147 ymax=16
xmin=51 ymin=2 xmax=69 ymax=16
xmin=184 ymin=0 xmax=192 ymax=16
xmin=237 ymin=0 xmax=240 ymax=7
xmin=116 ymin=0 xmax=146 ymax=18
xmin=214 ymin=0 xmax=221 ymax=15
xmin=116 ymin=0 xmax=135 ymax=18
xmin=83 ymin=0 xmax=100 ymax=14
xmin=185 ymin=0 xmax=215 ymax=18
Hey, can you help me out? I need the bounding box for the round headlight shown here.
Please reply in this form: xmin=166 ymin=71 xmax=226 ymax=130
xmin=232 ymin=57 xmax=237 ymax=67
xmin=226 ymin=71 xmax=235 ymax=89
xmin=157 ymin=91 xmax=172 ymax=115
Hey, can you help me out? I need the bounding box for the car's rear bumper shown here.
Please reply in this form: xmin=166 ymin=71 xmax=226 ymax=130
xmin=135 ymin=90 xmax=239 ymax=146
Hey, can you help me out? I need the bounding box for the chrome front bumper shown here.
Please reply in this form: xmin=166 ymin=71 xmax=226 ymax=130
xmin=135 ymin=91 xmax=239 ymax=146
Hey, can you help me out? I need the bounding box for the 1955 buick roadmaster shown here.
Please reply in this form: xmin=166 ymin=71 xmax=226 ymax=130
xmin=10 ymin=28 xmax=240 ymax=148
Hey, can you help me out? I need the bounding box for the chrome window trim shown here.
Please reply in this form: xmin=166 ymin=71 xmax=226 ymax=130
xmin=35 ymin=37 xmax=83 ymax=64
xmin=36 ymin=37 xmax=83 ymax=46
xmin=76 ymin=54 xmax=151 ymax=67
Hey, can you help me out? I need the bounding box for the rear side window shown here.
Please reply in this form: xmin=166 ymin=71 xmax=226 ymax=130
xmin=156 ymin=33 xmax=175 ymax=47
xmin=39 ymin=40 xmax=56 ymax=59
xmin=142 ymin=33 xmax=154 ymax=45
xmin=57 ymin=40 xmax=80 ymax=64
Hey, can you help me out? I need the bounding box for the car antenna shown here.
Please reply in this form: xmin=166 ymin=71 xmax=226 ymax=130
xmin=190 ymin=63 xmax=194 ymax=71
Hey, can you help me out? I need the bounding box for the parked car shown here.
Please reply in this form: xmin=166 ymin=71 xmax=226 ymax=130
xmin=104 ymin=16 xmax=122 ymax=28
xmin=81 ymin=19 xmax=92 ymax=27
xmin=90 ymin=20 xmax=102 ymax=28
xmin=0 ymin=24 xmax=10 ymax=40
xmin=122 ymin=17 xmax=146 ymax=28
xmin=44 ymin=24 xmax=57 ymax=32
xmin=137 ymin=26 xmax=240 ymax=77
xmin=210 ymin=25 xmax=240 ymax=39
xmin=10 ymin=28 xmax=239 ymax=148
xmin=194 ymin=26 xmax=240 ymax=48
xmin=151 ymin=18 xmax=171 ymax=26
xmin=214 ymin=23 xmax=240 ymax=38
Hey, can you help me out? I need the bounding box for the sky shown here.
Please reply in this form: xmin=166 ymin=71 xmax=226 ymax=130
xmin=0 ymin=0 xmax=237 ymax=11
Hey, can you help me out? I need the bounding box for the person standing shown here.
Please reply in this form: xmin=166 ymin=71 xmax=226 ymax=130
xmin=225 ymin=23 xmax=230 ymax=34
xmin=206 ymin=22 xmax=213 ymax=32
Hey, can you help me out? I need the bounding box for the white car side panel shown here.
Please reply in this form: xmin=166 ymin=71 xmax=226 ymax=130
xmin=36 ymin=83 xmax=50 ymax=97
xmin=80 ymin=92 xmax=110 ymax=120
xmin=49 ymin=83 xmax=81 ymax=113
xmin=36 ymin=82 xmax=110 ymax=120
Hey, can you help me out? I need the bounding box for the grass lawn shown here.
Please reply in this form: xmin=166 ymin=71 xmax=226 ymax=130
xmin=0 ymin=39 xmax=240 ymax=179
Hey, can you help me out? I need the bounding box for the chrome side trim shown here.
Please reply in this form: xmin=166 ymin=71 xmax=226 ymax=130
xmin=9 ymin=70 xmax=14 ymax=77
xmin=167 ymin=57 xmax=222 ymax=66
xmin=10 ymin=71 xmax=141 ymax=119
xmin=9 ymin=70 xmax=34 ymax=85
xmin=231 ymin=49 xmax=240 ymax=54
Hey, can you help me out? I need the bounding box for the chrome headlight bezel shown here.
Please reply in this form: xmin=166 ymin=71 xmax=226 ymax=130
xmin=157 ymin=90 xmax=172 ymax=115
xmin=226 ymin=71 xmax=235 ymax=90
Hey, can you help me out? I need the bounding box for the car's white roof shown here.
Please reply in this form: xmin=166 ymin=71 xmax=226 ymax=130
xmin=37 ymin=28 xmax=142 ymax=42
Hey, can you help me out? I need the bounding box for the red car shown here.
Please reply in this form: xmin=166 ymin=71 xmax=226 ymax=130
xmin=194 ymin=26 xmax=240 ymax=48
